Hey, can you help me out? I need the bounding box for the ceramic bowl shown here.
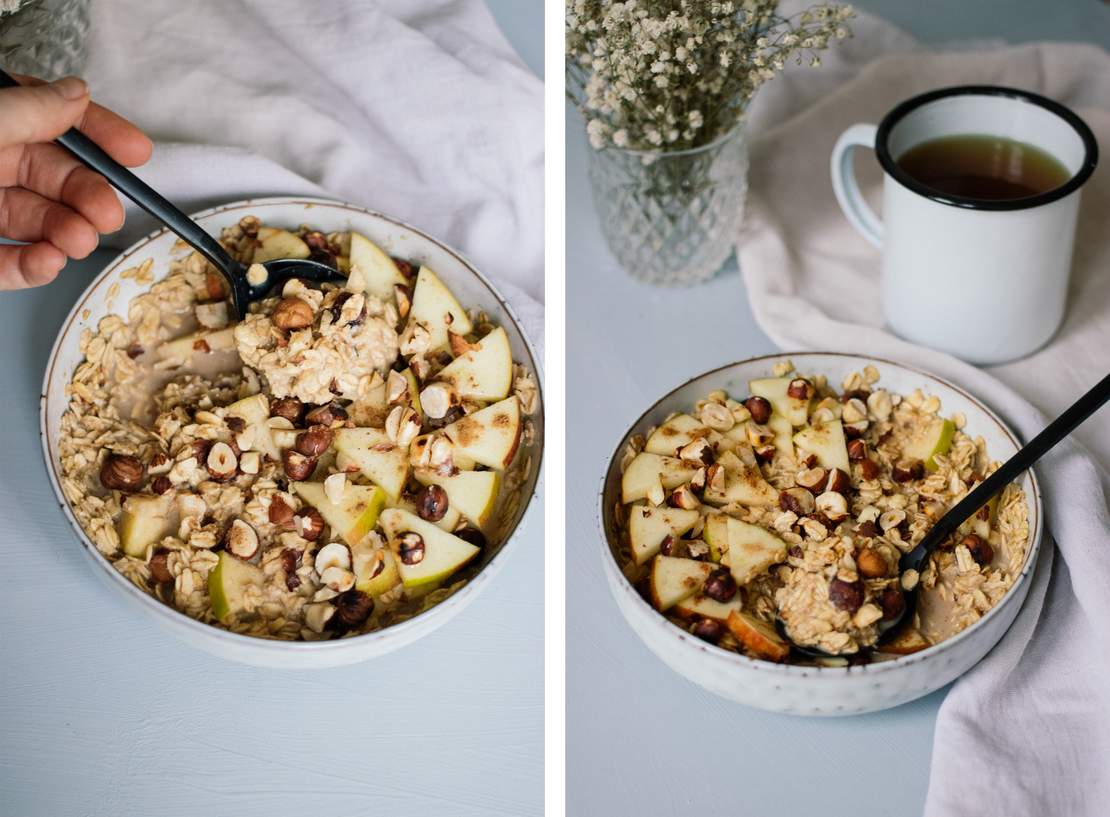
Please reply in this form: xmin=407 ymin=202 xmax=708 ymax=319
xmin=41 ymin=197 xmax=543 ymax=668
xmin=598 ymin=353 xmax=1042 ymax=715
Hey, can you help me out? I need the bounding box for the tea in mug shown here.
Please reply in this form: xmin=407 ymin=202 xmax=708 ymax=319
xmin=896 ymin=134 xmax=1071 ymax=200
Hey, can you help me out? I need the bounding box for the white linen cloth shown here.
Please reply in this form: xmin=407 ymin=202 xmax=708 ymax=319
xmin=82 ymin=0 xmax=543 ymax=346
xmin=738 ymin=7 xmax=1110 ymax=816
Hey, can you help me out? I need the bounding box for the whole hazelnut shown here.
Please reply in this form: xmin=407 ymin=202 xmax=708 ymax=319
xmin=961 ymin=533 xmax=994 ymax=565
xmin=743 ymin=396 xmax=772 ymax=425
xmin=692 ymin=618 xmax=725 ymax=644
xmin=100 ymin=453 xmax=144 ymax=492
xmin=415 ymin=484 xmax=449 ymax=522
xmin=856 ymin=547 xmax=888 ymax=578
xmin=847 ymin=439 xmax=868 ymax=461
xmin=332 ymin=589 xmax=375 ymax=629
xmin=281 ymin=449 xmax=316 ymax=480
xmin=880 ymin=587 xmax=906 ymax=621
xmin=828 ymin=577 xmax=864 ymax=613
xmin=294 ymin=425 xmax=333 ymax=457
xmin=149 ymin=550 xmax=173 ymax=584
xmin=659 ymin=535 xmax=682 ymax=558
xmin=270 ymin=396 xmax=305 ymax=424
xmin=779 ymin=487 xmax=816 ymax=516
xmin=397 ymin=531 xmax=426 ymax=565
xmin=703 ymin=567 xmax=738 ymax=603
xmin=271 ymin=297 xmax=314 ymax=331
xmin=787 ymin=378 xmax=814 ymax=400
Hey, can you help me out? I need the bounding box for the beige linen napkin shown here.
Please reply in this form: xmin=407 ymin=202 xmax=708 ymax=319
xmin=737 ymin=8 xmax=1110 ymax=816
xmin=82 ymin=0 xmax=544 ymax=346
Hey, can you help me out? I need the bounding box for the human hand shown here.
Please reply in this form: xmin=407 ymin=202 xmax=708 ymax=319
xmin=0 ymin=75 xmax=152 ymax=290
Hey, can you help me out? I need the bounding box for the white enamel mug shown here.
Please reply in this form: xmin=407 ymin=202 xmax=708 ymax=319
xmin=831 ymin=85 xmax=1098 ymax=364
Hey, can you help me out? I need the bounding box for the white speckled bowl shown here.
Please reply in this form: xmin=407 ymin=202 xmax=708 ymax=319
xmin=41 ymin=197 xmax=543 ymax=668
xmin=598 ymin=353 xmax=1042 ymax=715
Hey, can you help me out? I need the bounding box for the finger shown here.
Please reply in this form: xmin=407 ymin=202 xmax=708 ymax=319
xmin=0 ymin=187 xmax=99 ymax=259
xmin=0 ymin=77 xmax=90 ymax=148
xmin=0 ymin=241 xmax=65 ymax=290
xmin=12 ymin=73 xmax=151 ymax=166
xmin=6 ymin=143 xmax=125 ymax=232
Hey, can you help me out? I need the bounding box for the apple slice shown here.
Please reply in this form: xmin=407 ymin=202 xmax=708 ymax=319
xmin=208 ymin=551 xmax=265 ymax=623
xmin=793 ymin=419 xmax=850 ymax=473
xmin=379 ymin=508 xmax=481 ymax=589
xmin=902 ymin=415 xmax=956 ymax=472
xmin=767 ymin=414 xmax=794 ymax=460
xmin=674 ymin=593 xmax=745 ymax=623
xmin=649 ymin=556 xmax=714 ymax=611
xmin=723 ymin=518 xmax=787 ymax=585
xmin=252 ymin=227 xmax=310 ymax=264
xmin=404 ymin=266 xmax=473 ymax=353
xmin=701 ymin=514 xmax=729 ymax=562
xmin=620 ymin=453 xmax=697 ymax=504
xmin=157 ymin=327 xmax=237 ymax=363
xmin=348 ymin=379 xmax=389 ymax=428
xmin=442 ymin=397 xmax=521 ymax=470
xmin=291 ymin=481 xmax=387 ymax=547
xmin=349 ymin=231 xmax=407 ymax=301
xmin=351 ymin=543 xmax=402 ymax=597
xmin=702 ymin=451 xmax=778 ymax=507
xmin=749 ymin=377 xmax=811 ymax=426
xmin=726 ymin=610 xmax=790 ymax=662
xmin=435 ymin=327 xmax=513 ymax=402
xmin=644 ymin=414 xmax=709 ymax=456
xmin=332 ymin=427 xmax=409 ymax=500
xmin=119 ymin=493 xmax=176 ymax=557
xmin=628 ymin=505 xmax=700 ymax=565
xmin=413 ymin=468 xmax=500 ymax=529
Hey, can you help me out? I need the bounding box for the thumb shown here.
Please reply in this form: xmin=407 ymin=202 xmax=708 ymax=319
xmin=0 ymin=76 xmax=90 ymax=148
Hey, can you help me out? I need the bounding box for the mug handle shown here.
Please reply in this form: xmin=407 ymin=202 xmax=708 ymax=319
xmin=830 ymin=123 xmax=883 ymax=247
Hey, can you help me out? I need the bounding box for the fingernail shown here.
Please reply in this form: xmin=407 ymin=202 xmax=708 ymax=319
xmin=50 ymin=76 xmax=88 ymax=101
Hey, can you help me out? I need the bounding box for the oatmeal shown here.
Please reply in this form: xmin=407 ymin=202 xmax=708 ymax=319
xmin=59 ymin=217 xmax=537 ymax=641
xmin=614 ymin=361 xmax=1028 ymax=664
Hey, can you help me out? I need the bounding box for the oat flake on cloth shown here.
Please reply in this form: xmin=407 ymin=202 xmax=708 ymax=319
xmin=737 ymin=5 xmax=1110 ymax=816
xmin=82 ymin=0 xmax=543 ymax=350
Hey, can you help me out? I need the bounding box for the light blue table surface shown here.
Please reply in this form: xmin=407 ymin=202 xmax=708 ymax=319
xmin=566 ymin=4 xmax=1110 ymax=817
xmin=0 ymin=3 xmax=542 ymax=816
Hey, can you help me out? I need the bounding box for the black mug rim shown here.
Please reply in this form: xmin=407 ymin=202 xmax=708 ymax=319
xmin=874 ymin=84 xmax=1099 ymax=211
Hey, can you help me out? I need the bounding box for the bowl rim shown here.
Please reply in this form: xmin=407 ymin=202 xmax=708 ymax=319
xmin=597 ymin=351 xmax=1043 ymax=677
xmin=39 ymin=195 xmax=544 ymax=654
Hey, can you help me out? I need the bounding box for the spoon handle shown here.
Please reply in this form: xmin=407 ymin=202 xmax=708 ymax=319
xmin=906 ymin=370 xmax=1110 ymax=566
xmin=0 ymin=69 xmax=237 ymax=278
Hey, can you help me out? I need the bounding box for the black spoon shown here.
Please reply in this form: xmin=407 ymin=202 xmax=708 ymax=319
xmin=0 ymin=68 xmax=344 ymax=316
xmin=777 ymin=369 xmax=1110 ymax=661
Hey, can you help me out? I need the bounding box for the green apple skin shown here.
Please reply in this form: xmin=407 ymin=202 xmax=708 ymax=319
xmin=119 ymin=493 xmax=175 ymax=557
xmin=379 ymin=508 xmax=481 ymax=589
xmin=208 ymin=551 xmax=264 ymax=623
xmin=905 ymin=417 xmax=956 ymax=472
xmin=292 ymin=482 xmax=387 ymax=546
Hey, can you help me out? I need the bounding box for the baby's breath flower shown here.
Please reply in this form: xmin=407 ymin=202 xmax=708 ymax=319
xmin=567 ymin=0 xmax=853 ymax=151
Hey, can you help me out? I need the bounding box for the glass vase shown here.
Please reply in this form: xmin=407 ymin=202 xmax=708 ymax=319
xmin=586 ymin=122 xmax=749 ymax=286
xmin=0 ymin=0 xmax=90 ymax=80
